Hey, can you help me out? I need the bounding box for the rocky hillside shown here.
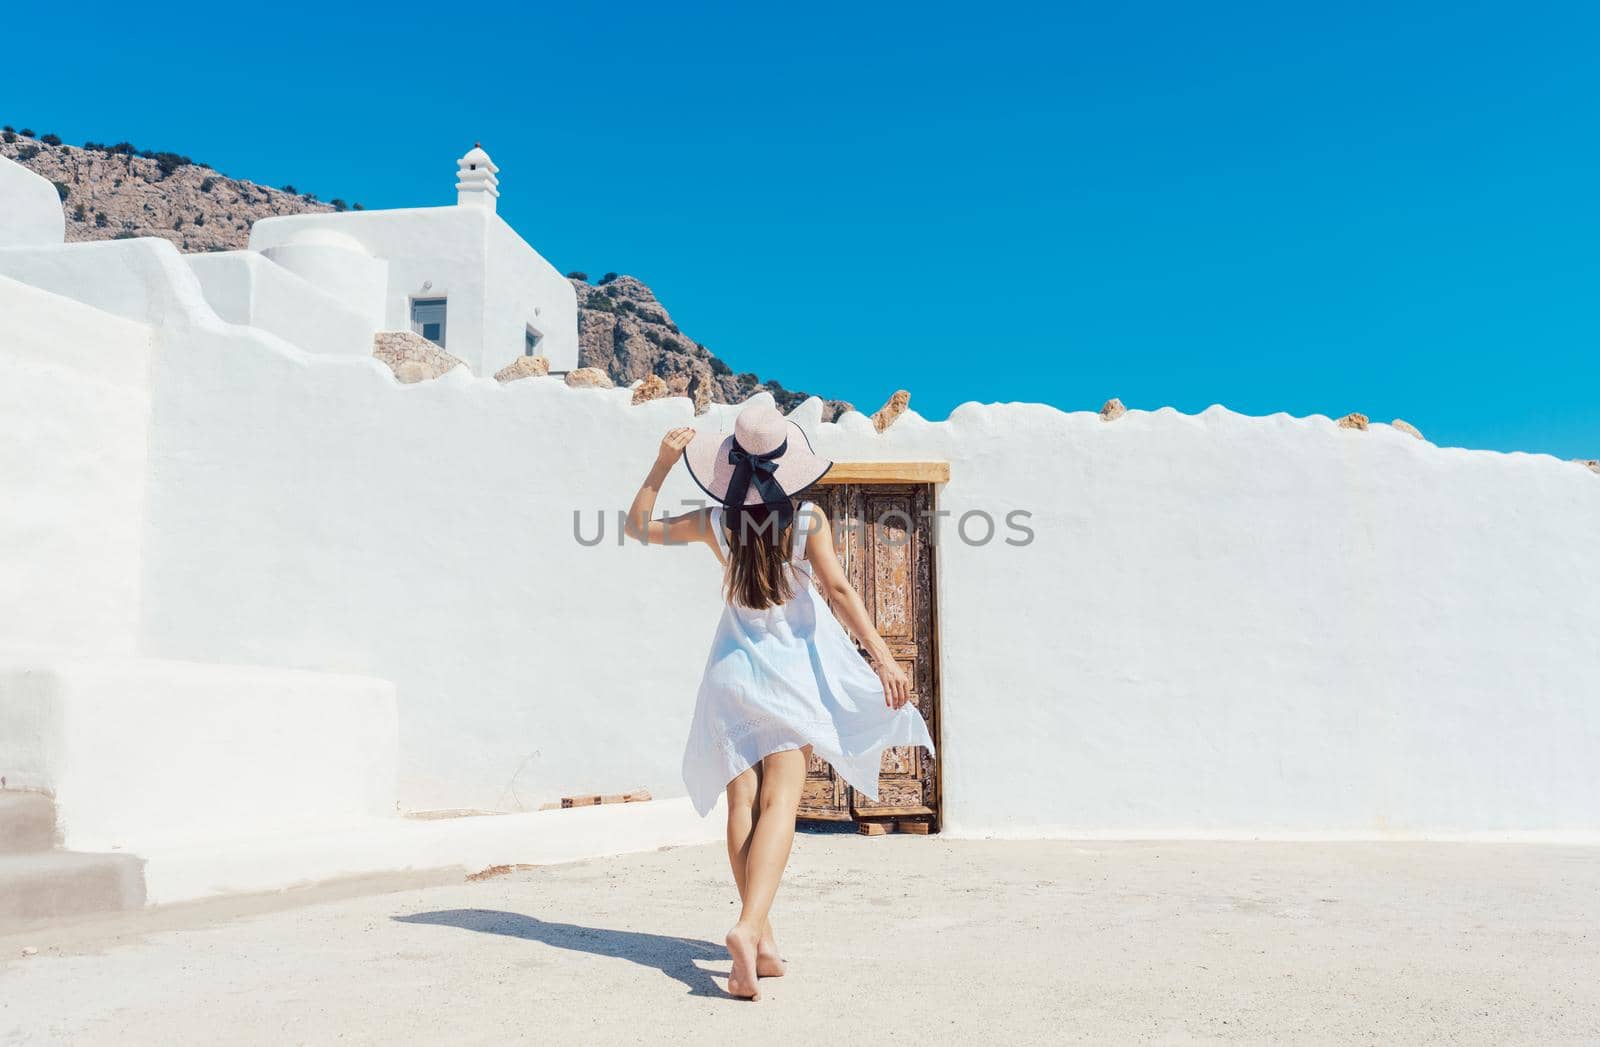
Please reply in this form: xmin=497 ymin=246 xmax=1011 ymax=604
xmin=570 ymin=274 xmax=850 ymax=419
xmin=1 ymin=126 xmax=337 ymax=252
xmin=2 ymin=125 xmax=850 ymax=418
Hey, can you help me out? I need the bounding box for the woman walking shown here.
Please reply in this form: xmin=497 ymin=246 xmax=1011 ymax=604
xmin=624 ymin=402 xmax=935 ymax=1001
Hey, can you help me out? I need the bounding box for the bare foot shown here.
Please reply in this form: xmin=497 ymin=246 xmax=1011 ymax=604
xmin=756 ymin=936 xmax=786 ymax=978
xmin=725 ymin=925 xmax=761 ymax=1000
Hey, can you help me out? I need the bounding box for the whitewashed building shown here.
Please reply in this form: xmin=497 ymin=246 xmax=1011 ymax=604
xmin=246 ymin=144 xmax=578 ymax=375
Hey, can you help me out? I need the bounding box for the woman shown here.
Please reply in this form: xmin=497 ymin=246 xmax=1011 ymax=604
xmin=624 ymin=402 xmax=935 ymax=1001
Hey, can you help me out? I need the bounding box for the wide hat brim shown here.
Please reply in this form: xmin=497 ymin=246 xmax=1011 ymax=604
xmin=682 ymin=419 xmax=832 ymax=506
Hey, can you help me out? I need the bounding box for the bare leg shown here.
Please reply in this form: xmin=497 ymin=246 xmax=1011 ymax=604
xmin=725 ymin=765 xmax=759 ymax=894
xmin=724 ymin=764 xmax=785 ymax=978
xmin=725 ymin=748 xmax=806 ymax=1000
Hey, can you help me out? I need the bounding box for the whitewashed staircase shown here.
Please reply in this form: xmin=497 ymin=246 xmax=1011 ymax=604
xmin=0 ymin=791 xmax=145 ymax=931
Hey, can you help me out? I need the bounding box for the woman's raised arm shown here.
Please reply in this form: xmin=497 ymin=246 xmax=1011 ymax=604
xmin=624 ymin=427 xmax=715 ymax=548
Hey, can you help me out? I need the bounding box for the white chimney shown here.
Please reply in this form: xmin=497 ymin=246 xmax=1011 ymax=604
xmin=455 ymin=143 xmax=500 ymax=212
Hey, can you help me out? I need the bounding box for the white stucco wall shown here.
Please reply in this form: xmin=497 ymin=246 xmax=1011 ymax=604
xmin=128 ymin=311 xmax=1600 ymax=833
xmin=821 ymin=404 xmax=1600 ymax=838
xmin=186 ymin=251 xmax=378 ymax=358
xmin=137 ymin=357 xmax=721 ymax=814
xmin=0 ymin=275 xmax=153 ymax=655
xmin=0 ymin=156 xmax=65 ymax=247
xmin=484 ymin=216 xmax=579 ymax=374
xmin=249 ymin=207 xmax=578 ymax=376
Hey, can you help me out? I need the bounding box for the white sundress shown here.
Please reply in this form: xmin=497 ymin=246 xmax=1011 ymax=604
xmin=681 ymin=501 xmax=936 ymax=816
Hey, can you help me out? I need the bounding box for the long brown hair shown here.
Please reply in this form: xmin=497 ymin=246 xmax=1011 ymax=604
xmin=722 ymin=502 xmax=795 ymax=611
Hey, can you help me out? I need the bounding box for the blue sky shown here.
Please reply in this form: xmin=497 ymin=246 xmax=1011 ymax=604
xmin=6 ymin=1 xmax=1598 ymax=457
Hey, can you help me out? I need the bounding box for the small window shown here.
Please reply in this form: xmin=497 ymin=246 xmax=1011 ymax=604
xmin=525 ymin=326 xmax=543 ymax=355
xmin=411 ymin=297 xmax=447 ymax=347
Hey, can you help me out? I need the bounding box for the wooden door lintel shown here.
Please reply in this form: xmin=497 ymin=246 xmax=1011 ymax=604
xmin=814 ymin=461 xmax=949 ymax=485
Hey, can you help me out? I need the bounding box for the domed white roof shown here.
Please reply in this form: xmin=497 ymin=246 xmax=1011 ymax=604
xmin=275 ymin=227 xmax=373 ymax=255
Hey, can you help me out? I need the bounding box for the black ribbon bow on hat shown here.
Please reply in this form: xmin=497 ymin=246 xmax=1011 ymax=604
xmin=724 ymin=437 xmax=794 ymax=532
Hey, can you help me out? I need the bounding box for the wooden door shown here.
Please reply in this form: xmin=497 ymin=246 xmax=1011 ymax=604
xmin=796 ymin=482 xmax=941 ymax=829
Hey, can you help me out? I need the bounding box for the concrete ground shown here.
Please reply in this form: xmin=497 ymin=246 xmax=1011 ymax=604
xmin=1 ymin=835 xmax=1596 ymax=1046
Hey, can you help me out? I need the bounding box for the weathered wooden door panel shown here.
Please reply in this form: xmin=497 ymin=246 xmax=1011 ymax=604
xmin=798 ymin=736 xmax=850 ymax=820
xmin=795 ymin=482 xmax=940 ymax=828
xmin=796 ymin=484 xmax=854 ymax=821
xmin=850 ymin=485 xmax=938 ymax=820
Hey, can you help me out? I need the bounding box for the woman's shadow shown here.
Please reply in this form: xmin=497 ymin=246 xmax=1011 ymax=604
xmin=393 ymin=909 xmax=727 ymax=997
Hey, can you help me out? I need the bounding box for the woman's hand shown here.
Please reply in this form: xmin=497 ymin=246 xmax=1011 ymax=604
xmin=657 ymin=427 xmax=694 ymax=467
xmin=657 ymin=426 xmax=694 ymax=465
xmin=876 ymin=659 xmax=912 ymax=710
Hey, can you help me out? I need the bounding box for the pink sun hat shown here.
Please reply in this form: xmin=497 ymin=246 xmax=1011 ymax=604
xmin=682 ymin=402 xmax=832 ymax=507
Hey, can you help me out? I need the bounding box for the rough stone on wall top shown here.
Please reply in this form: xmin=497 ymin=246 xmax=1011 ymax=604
xmin=373 ymin=331 xmax=465 ymax=384
xmin=495 ymin=355 xmax=550 ymax=383
xmin=631 ymin=373 xmax=671 ymax=405
xmin=565 ymin=367 xmax=615 ymax=389
xmin=872 ymin=390 xmax=911 ymax=432
xmin=1391 ymin=418 xmax=1424 ymax=440
xmin=1100 ymin=398 xmax=1127 ymax=421
xmin=1337 ymin=412 xmax=1369 ymax=431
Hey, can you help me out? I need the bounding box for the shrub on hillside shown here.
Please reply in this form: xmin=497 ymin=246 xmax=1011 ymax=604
xmin=17 ymin=145 xmax=39 ymax=161
xmin=52 ymin=181 xmax=69 ymax=201
xmin=200 ymin=177 xmax=216 ymax=193
xmin=566 ymin=271 xmax=590 ymax=282
xmin=19 ymin=128 xmax=35 ymax=138
xmin=94 ymin=211 xmax=108 ymax=228
xmin=710 ymin=358 xmax=733 ymax=376
xmin=331 ymin=198 xmax=348 ymax=212
xmin=72 ymin=204 xmax=86 ymax=221
xmin=41 ymin=133 xmax=61 ymax=146
xmin=150 ymin=152 xmax=189 ymax=178
xmin=599 ymin=272 xmax=618 ymax=285
xmin=1 ymin=131 xmax=14 ymax=143
xmin=282 ymin=184 xmax=298 ymax=194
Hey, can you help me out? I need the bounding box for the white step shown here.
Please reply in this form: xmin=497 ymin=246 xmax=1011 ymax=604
xmin=0 ymin=791 xmax=57 ymax=854
xmin=0 ymin=657 xmax=397 ymax=853
xmin=0 ymin=851 xmax=145 ymax=931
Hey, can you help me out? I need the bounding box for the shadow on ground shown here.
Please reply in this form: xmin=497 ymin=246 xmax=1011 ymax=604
xmin=393 ymin=909 xmax=727 ymax=997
